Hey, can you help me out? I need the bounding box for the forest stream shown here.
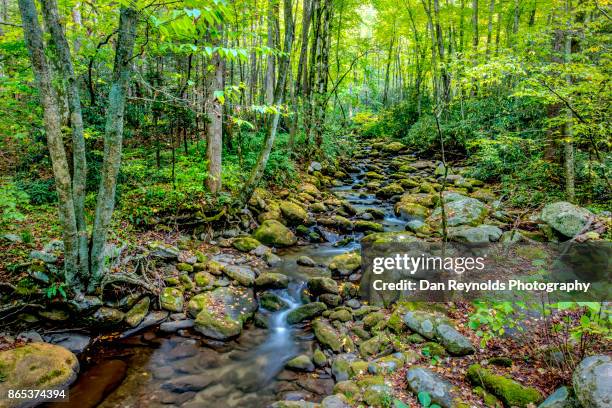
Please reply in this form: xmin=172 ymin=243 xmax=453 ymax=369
xmin=59 ymin=147 xmax=407 ymax=408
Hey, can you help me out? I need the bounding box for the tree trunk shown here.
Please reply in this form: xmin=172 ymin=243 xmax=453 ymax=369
xmin=18 ymin=0 xmax=80 ymax=286
xmin=242 ymin=0 xmax=295 ymax=203
xmin=39 ymin=0 xmax=89 ymax=279
xmin=90 ymin=7 xmax=138 ymax=291
xmin=486 ymin=0 xmax=495 ymax=56
xmin=206 ymin=49 xmax=225 ymax=193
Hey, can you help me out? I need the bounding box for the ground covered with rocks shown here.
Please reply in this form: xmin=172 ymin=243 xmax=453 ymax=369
xmin=0 ymin=140 xmax=610 ymax=408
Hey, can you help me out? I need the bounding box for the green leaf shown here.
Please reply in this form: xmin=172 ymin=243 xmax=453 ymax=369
xmin=393 ymin=400 xmax=409 ymax=408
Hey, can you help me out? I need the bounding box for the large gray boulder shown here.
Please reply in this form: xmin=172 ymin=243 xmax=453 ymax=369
xmin=541 ymin=201 xmax=593 ymax=237
xmin=448 ymin=225 xmax=503 ymax=244
xmin=435 ymin=323 xmax=475 ymax=356
xmin=572 ymin=354 xmax=612 ymax=408
xmin=406 ymin=367 xmax=460 ymax=408
xmin=429 ymin=197 xmax=488 ymax=228
xmin=538 ymin=386 xmax=578 ymax=408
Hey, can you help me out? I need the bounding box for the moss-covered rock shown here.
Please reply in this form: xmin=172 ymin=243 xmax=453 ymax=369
xmin=383 ymin=141 xmax=405 ymax=153
xmin=329 ymin=252 xmax=361 ymax=276
xmin=394 ymin=202 xmax=430 ymax=220
xmin=286 ymin=354 xmax=315 ymax=372
xmin=541 ymin=201 xmax=593 ymax=238
xmin=329 ymin=309 xmax=352 ymax=322
xmin=223 ymin=265 xmax=256 ymax=286
xmin=124 ymin=297 xmax=150 ymax=327
xmin=333 ymin=380 xmax=360 ymax=401
xmin=312 ymin=318 xmax=342 ymax=352
xmin=0 ymin=343 xmax=79 ymax=407
xmin=308 ymin=277 xmax=339 ymax=295
xmin=361 ymin=231 xmax=421 ymax=244
xmin=194 ymin=310 xmax=242 ymax=340
xmin=259 ymin=292 xmax=289 ymax=311
xmin=280 ymin=201 xmax=309 ymax=225
xmin=318 ymin=215 xmax=353 ymax=231
xmin=376 ymin=183 xmax=404 ymax=198
xmin=253 ymin=219 xmax=297 ymax=247
xmin=287 ymin=302 xmax=327 ymax=324
xmin=177 ymin=262 xmax=194 ymax=272
xmin=363 ymin=311 xmax=385 ymax=331
xmin=92 ymin=307 xmax=125 ymax=326
xmin=192 ymin=286 xmax=257 ymax=340
xmin=428 ymin=197 xmax=488 ymax=228
xmin=194 ymin=271 xmax=214 ymax=287
xmin=359 ymin=335 xmax=385 ymax=358
xmin=232 ymin=236 xmax=262 ymax=252
xmin=467 ymin=364 xmax=543 ymax=407
xmin=254 ymin=272 xmax=289 ymax=289
xmin=313 ymin=348 xmax=327 ymax=367
xmin=354 ymin=220 xmax=384 ymax=232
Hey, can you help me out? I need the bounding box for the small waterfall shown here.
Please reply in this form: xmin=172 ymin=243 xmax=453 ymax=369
xmin=248 ymin=281 xmax=306 ymax=386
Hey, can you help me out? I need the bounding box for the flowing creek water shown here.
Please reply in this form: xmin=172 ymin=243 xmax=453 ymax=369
xmin=65 ymin=153 xmax=410 ymax=408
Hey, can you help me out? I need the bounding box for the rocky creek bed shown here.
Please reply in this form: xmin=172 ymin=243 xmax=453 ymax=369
xmin=0 ymin=140 xmax=610 ymax=408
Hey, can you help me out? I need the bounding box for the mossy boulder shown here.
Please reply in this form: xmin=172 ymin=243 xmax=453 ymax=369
xmin=318 ymin=215 xmax=353 ymax=231
xmin=363 ymin=311 xmax=385 ymax=331
xmin=313 ymin=348 xmax=327 ymax=367
xmin=232 ymin=236 xmax=262 ymax=252
xmin=176 ymin=262 xmax=193 ymax=272
xmin=280 ymin=201 xmax=309 ymax=225
xmin=361 ymin=231 xmax=421 ymax=245
xmin=394 ymin=202 xmax=430 ymax=220
xmin=467 ymin=364 xmax=543 ymax=407
xmin=223 ymin=265 xmax=256 ymax=286
xmin=383 ymin=141 xmax=405 ymax=153
xmin=92 ymin=307 xmax=125 ymax=326
xmin=253 ymin=220 xmax=297 ymax=247
xmin=359 ymin=335 xmax=385 ymax=358
xmin=259 ymin=292 xmax=289 ymax=311
xmin=307 ymin=277 xmax=339 ymax=295
xmin=312 ymin=318 xmax=342 ymax=352
xmin=329 ymin=309 xmax=352 ymax=322
xmin=448 ymin=225 xmax=503 ymax=244
xmin=399 ymin=193 xmax=439 ymax=208
xmin=124 ymin=297 xmax=150 ymax=327
xmin=329 ymin=252 xmax=361 ymax=276
xmin=0 ymin=343 xmax=79 ymax=407
xmin=287 ymin=302 xmax=327 ymax=324
xmin=375 ymin=183 xmax=404 ymax=199
xmin=194 ymin=271 xmax=214 ymax=287
xmin=310 ymin=202 xmax=327 ymax=213
xmin=194 ymin=310 xmax=242 ymax=340
xmin=541 ymin=201 xmax=593 ymax=238
xmin=286 ymin=355 xmax=315 ymax=372
xmin=254 ymin=272 xmax=289 ymax=289
xmin=192 ymin=286 xmax=257 ymax=340
xmin=354 ymin=220 xmax=384 ymax=232
xmin=428 ymin=197 xmax=488 ymax=228
xmin=333 ymin=380 xmax=360 ymax=400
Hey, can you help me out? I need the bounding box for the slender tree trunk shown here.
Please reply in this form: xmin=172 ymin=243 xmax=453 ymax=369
xmin=206 ymin=49 xmax=225 ymax=193
xmin=382 ymin=34 xmax=395 ymax=106
xmin=564 ymin=0 xmax=575 ymax=202
xmin=486 ymin=0 xmax=495 ymax=56
xmin=39 ymin=0 xmax=89 ymax=279
xmin=289 ymin=0 xmax=313 ymax=148
xmin=18 ymin=0 xmax=80 ymax=285
xmin=90 ymin=7 xmax=138 ymax=291
xmin=242 ymin=0 xmax=295 ymax=202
